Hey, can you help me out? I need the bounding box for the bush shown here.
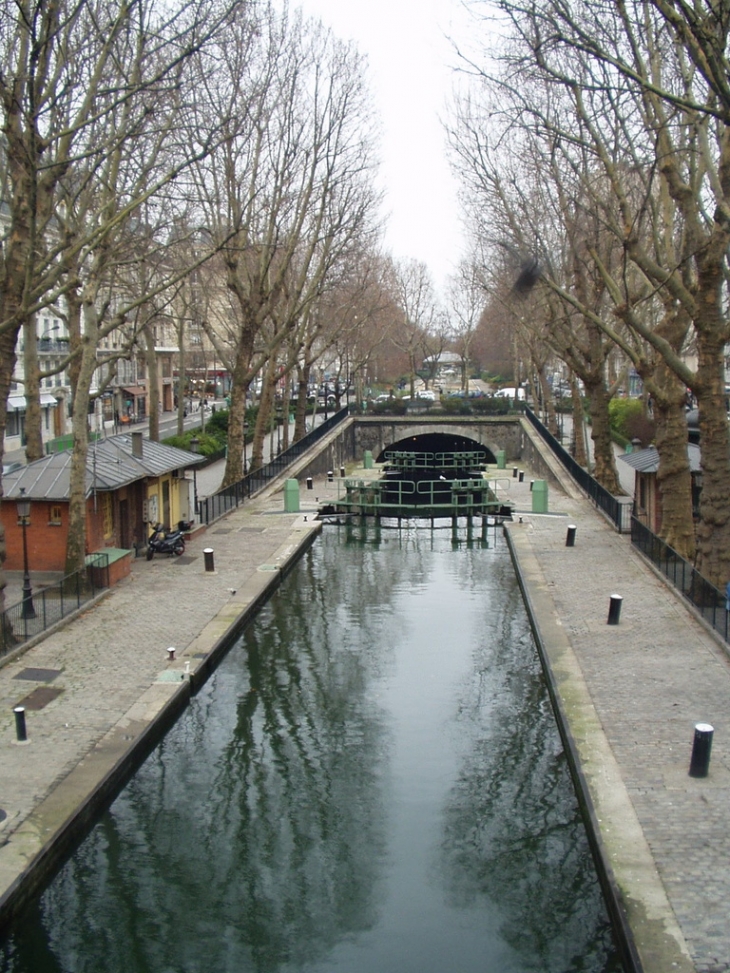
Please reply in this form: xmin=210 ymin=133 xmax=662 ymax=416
xmin=441 ymin=396 xmax=472 ymax=415
xmin=609 ymin=398 xmax=655 ymax=445
xmin=163 ymin=430 xmax=225 ymax=456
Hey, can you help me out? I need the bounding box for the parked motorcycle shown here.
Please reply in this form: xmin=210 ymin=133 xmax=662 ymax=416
xmin=146 ymin=521 xmax=191 ymax=560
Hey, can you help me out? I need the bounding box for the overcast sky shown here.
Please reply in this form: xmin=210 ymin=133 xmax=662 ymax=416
xmin=294 ymin=0 xmax=476 ymax=296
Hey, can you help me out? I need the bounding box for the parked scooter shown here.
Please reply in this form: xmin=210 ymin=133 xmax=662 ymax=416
xmin=146 ymin=521 xmax=191 ymax=560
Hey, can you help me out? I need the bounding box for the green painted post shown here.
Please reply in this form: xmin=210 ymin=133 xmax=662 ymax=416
xmin=284 ymin=478 xmax=300 ymax=512
xmin=364 ymin=450 xmax=374 ymax=469
xmin=532 ymin=479 xmax=548 ymax=514
xmin=496 ymin=450 xmax=506 ymax=469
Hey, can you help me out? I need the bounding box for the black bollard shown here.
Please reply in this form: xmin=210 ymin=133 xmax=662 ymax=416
xmin=327 ymin=470 xmax=334 ymax=483
xmin=689 ymin=723 xmax=714 ymax=777
xmin=339 ymin=466 xmax=345 ymax=478
xmin=14 ymin=706 xmax=27 ymax=743
xmin=203 ymin=548 xmax=215 ymax=572
xmin=566 ymin=524 xmax=577 ymax=547
xmin=306 ymin=477 xmax=313 ymax=490
xmin=518 ymin=470 xmax=524 ymax=482
xmin=512 ymin=467 xmax=518 ymax=478
xmin=607 ymin=594 xmax=623 ymax=625
xmin=529 ymin=480 xmax=534 ymax=491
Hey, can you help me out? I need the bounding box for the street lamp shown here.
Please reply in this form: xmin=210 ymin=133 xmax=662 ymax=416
xmin=243 ymin=422 xmax=249 ymax=477
xmin=276 ymin=404 xmax=283 ymax=454
xmin=189 ymin=436 xmax=199 ymax=515
xmin=39 ymin=323 xmax=60 ymax=348
xmin=16 ymin=487 xmax=35 ymax=619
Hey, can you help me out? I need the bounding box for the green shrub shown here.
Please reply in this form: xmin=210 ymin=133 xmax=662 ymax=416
xmin=441 ymin=396 xmax=472 ymax=415
xmin=608 ymin=398 xmax=653 ymax=441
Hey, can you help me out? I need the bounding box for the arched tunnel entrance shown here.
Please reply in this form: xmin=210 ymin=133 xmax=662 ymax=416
xmin=370 ymin=433 xmax=502 ymax=514
xmin=375 ymin=432 xmax=496 ymax=466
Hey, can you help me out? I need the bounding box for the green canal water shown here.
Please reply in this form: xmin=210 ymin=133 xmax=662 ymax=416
xmin=1 ymin=526 xmax=623 ymax=973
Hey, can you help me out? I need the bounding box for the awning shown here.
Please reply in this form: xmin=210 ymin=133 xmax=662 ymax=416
xmin=7 ymin=393 xmax=59 ymax=411
xmin=120 ymin=386 xmax=147 ymax=397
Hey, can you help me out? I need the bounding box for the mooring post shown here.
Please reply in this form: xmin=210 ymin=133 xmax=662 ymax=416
xmin=607 ymin=594 xmax=623 ymax=625
xmin=689 ymin=723 xmax=714 ymax=777
xmin=13 ymin=706 xmax=27 ymax=743
xmin=566 ymin=524 xmax=577 ymax=547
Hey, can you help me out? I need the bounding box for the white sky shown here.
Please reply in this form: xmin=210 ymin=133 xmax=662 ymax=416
xmin=295 ymin=0 xmax=476 ymax=296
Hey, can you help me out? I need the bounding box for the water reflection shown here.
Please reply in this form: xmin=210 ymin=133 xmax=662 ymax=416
xmin=1 ymin=527 xmax=622 ymax=973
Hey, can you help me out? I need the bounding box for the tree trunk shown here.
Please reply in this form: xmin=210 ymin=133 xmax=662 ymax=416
xmin=23 ymin=318 xmax=44 ymax=461
xmin=652 ymin=369 xmax=695 ymax=559
xmin=586 ymin=381 xmax=621 ymax=493
xmin=294 ymin=364 xmax=311 ymax=441
xmin=144 ymin=325 xmax=159 ymax=442
xmin=64 ymin=323 xmax=99 ymax=575
xmin=221 ymin=358 xmax=248 ymax=487
xmin=570 ymin=379 xmax=588 ymax=467
xmin=694 ymin=331 xmax=730 ymax=586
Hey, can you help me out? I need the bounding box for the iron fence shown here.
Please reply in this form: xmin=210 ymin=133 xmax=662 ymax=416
xmin=1 ymin=554 xmax=110 ymax=660
xmin=524 ymin=406 xmax=624 ymax=529
xmin=197 ymin=407 xmax=350 ymax=526
xmin=630 ymin=517 xmax=729 ymax=644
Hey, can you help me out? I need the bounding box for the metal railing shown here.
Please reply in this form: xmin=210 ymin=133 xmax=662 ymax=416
xmin=197 ymin=407 xmax=350 ymax=526
xmin=631 ymin=517 xmax=729 ymax=644
xmin=524 ymin=406 xmax=624 ymax=530
xmin=1 ymin=554 xmax=110 ymax=660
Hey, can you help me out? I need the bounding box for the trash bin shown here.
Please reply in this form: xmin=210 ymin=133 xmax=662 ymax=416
xmin=532 ymin=479 xmax=548 ymax=513
xmin=284 ymin=478 xmax=300 ymax=512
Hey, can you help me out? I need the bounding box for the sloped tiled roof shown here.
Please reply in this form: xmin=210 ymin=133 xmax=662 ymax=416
xmin=2 ymin=435 xmax=204 ymax=502
xmin=619 ymin=443 xmax=702 ymax=474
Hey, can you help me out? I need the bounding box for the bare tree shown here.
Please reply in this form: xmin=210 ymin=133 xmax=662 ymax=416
xmin=1 ymin=0 xmax=236 ymax=578
xmin=189 ymin=5 xmax=380 ymax=484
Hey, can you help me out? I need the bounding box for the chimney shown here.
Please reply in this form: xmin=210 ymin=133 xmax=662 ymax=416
xmin=132 ymin=431 xmax=143 ymax=458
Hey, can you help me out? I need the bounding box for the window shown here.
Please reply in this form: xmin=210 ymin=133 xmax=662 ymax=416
xmin=49 ymin=505 xmax=62 ymax=526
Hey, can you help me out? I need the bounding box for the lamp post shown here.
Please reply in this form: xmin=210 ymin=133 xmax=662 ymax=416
xmin=16 ymin=487 xmax=35 ymax=619
xmin=276 ymin=403 xmax=283 ymax=454
xmin=243 ymin=422 xmax=249 ymax=477
xmin=189 ymin=437 xmax=199 ymax=515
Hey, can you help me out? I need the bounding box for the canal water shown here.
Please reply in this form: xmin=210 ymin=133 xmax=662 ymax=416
xmin=1 ymin=526 xmax=623 ymax=973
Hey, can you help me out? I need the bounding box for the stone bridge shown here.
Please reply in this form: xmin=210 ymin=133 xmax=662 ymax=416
xmin=292 ymin=414 xmax=529 ymax=481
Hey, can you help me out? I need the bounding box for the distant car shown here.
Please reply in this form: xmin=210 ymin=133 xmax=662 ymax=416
xmin=2 ymin=462 xmax=22 ymax=476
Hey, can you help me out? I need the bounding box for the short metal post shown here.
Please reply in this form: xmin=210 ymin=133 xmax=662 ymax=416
xmin=529 ymin=480 xmax=534 ymax=491
xmin=512 ymin=467 xmax=518 ymax=478
xmin=203 ymin=548 xmax=215 ymax=572
xmin=14 ymin=706 xmax=27 ymax=742
xmin=306 ymin=477 xmax=313 ymax=490
xmin=566 ymin=524 xmax=577 ymax=547
xmin=689 ymin=723 xmax=714 ymax=778
xmin=339 ymin=465 xmax=345 ymax=478
xmin=518 ymin=470 xmax=524 ymax=482
xmin=327 ymin=470 xmax=334 ymax=483
xmin=607 ymin=594 xmax=623 ymax=625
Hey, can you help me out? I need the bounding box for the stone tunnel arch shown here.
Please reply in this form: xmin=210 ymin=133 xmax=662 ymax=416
xmin=375 ymin=432 xmax=496 ymax=465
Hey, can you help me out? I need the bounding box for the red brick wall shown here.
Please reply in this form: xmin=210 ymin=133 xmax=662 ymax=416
xmin=1 ymin=498 xmax=112 ymax=572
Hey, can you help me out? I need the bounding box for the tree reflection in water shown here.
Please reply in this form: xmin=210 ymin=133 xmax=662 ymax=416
xmin=0 ymin=528 xmax=622 ymax=973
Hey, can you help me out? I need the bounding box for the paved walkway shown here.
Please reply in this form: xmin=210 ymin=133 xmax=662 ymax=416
xmin=1 ymin=438 xmax=729 ymax=973
xmin=505 ymin=450 xmax=730 ymax=973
